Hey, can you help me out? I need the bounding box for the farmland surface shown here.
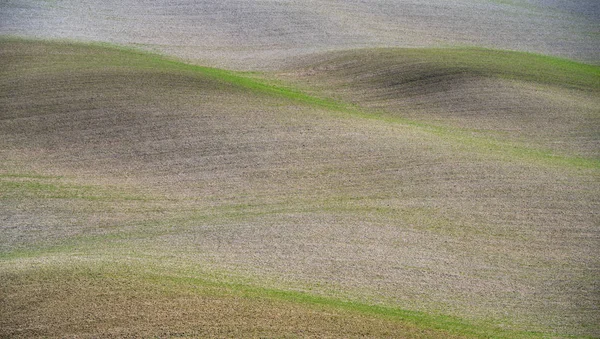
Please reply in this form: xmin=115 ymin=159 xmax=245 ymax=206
xmin=1 ymin=1 xmax=599 ymax=338
xmin=1 ymin=0 xmax=599 ymax=69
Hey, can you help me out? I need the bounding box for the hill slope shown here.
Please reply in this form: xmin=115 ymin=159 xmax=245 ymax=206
xmin=1 ymin=0 xmax=598 ymax=69
xmin=1 ymin=39 xmax=599 ymax=337
xmin=282 ymin=48 xmax=600 ymax=159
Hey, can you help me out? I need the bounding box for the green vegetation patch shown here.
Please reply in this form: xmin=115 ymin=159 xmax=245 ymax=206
xmin=0 ymin=173 xmax=147 ymax=201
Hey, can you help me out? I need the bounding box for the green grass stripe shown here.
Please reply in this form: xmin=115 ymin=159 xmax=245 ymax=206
xmin=0 ymin=255 xmax=553 ymax=339
xmin=0 ymin=174 xmax=150 ymax=201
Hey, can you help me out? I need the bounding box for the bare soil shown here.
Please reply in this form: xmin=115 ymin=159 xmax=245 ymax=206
xmin=1 ymin=0 xmax=598 ymax=70
xmin=1 ymin=40 xmax=599 ymax=337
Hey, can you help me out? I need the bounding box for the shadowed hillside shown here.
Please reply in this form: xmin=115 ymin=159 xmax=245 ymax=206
xmin=1 ymin=39 xmax=599 ymax=337
xmin=282 ymin=48 xmax=600 ymax=158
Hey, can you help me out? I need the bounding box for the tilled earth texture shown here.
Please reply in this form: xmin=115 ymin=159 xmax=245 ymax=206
xmin=1 ymin=0 xmax=599 ymax=69
xmin=1 ymin=1 xmax=599 ymax=338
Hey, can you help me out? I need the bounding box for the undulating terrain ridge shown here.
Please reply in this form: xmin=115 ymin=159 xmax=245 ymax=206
xmin=1 ymin=1 xmax=599 ymax=338
xmin=280 ymin=48 xmax=600 ymax=159
xmin=1 ymin=0 xmax=599 ymax=69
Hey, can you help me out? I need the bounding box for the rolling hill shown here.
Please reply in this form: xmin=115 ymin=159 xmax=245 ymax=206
xmin=280 ymin=47 xmax=600 ymax=158
xmin=1 ymin=0 xmax=599 ymax=69
xmin=1 ymin=38 xmax=599 ymax=338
